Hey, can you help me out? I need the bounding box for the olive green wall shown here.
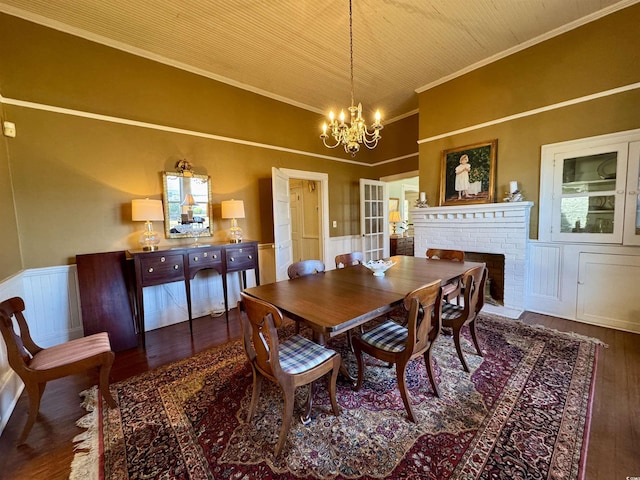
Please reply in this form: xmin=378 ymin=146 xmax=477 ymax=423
xmin=0 ymin=13 xmax=416 ymax=270
xmin=0 ymin=109 xmax=22 ymax=279
xmin=418 ymin=3 xmax=640 ymax=238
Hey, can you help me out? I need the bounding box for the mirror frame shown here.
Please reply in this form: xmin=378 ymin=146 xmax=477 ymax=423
xmin=162 ymin=171 xmax=213 ymax=239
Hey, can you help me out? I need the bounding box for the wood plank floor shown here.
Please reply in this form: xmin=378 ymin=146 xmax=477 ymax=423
xmin=0 ymin=310 xmax=638 ymax=479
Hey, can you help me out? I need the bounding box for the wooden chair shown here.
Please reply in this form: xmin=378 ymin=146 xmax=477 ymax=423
xmin=287 ymin=260 xmax=326 ymax=333
xmin=238 ymin=292 xmax=341 ymax=457
xmin=441 ymin=264 xmax=487 ymax=372
xmin=335 ymin=252 xmax=364 ymax=268
xmin=287 ymin=259 xmax=325 ymax=279
xmin=426 ymin=248 xmax=465 ymax=305
xmin=352 ymin=279 xmax=442 ymax=423
xmin=0 ymin=296 xmax=117 ymax=443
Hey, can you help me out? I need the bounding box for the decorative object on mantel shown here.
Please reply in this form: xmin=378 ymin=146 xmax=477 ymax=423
xmin=503 ymin=180 xmax=524 ymax=202
xmin=439 ymin=139 xmax=497 ymax=206
xmin=319 ymin=0 xmax=382 ymax=157
xmin=131 ymin=198 xmax=164 ymax=251
xmin=221 ymin=199 xmax=245 ymax=243
xmin=415 ymin=191 xmax=429 ymax=207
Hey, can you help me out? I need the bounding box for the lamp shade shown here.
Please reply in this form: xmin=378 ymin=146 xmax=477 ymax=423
xmin=221 ymin=199 xmax=245 ymax=219
xmin=181 ymin=194 xmax=197 ymax=206
xmin=389 ymin=211 xmax=402 ymax=223
xmin=132 ymin=198 xmax=164 ymax=221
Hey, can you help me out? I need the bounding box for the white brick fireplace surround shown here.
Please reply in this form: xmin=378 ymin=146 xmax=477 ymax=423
xmin=411 ymin=202 xmax=534 ymax=319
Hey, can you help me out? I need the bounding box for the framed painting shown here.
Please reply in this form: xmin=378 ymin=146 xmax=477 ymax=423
xmin=389 ymin=197 xmax=399 ymax=212
xmin=439 ymin=139 xmax=497 ymax=206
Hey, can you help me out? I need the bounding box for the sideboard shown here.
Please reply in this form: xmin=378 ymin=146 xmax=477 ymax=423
xmin=128 ymin=240 xmax=259 ymax=346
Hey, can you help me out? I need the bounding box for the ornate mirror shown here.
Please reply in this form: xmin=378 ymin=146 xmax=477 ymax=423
xmin=162 ymin=168 xmax=212 ymax=240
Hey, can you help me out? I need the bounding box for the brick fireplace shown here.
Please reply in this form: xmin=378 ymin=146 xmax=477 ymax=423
xmin=411 ymin=202 xmax=533 ymax=318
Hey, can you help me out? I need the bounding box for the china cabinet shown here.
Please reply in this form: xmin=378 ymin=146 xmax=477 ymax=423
xmin=540 ymin=135 xmax=640 ymax=245
xmin=533 ymin=129 xmax=640 ymax=333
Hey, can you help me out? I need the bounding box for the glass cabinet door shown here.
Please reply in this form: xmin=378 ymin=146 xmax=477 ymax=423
xmin=552 ymin=143 xmax=628 ymax=243
xmin=623 ymin=141 xmax=640 ymax=245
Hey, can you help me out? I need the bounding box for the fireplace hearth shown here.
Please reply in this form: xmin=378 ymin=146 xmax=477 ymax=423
xmin=411 ymin=202 xmax=533 ymax=318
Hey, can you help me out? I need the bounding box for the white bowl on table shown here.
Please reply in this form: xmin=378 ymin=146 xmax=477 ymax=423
xmin=363 ymin=259 xmax=396 ymax=277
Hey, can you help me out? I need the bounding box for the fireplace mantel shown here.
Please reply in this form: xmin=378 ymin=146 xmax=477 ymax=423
xmin=411 ymin=202 xmax=533 ymax=318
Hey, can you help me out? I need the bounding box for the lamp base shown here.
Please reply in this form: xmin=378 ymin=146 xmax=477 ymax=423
xmin=227 ymin=219 xmax=243 ymax=243
xmin=139 ymin=221 xmax=161 ymax=251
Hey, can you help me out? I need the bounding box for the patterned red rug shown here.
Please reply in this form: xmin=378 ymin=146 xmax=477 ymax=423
xmin=71 ymin=314 xmax=599 ymax=479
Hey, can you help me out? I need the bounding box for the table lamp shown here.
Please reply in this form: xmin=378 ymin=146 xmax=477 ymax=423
xmin=221 ymin=199 xmax=245 ymax=243
xmin=389 ymin=210 xmax=402 ymax=237
xmin=132 ymin=198 xmax=164 ymax=251
xmin=181 ymin=193 xmax=197 ymax=223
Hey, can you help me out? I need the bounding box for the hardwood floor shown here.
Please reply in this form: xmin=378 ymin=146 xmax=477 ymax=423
xmin=0 ymin=310 xmax=638 ymax=479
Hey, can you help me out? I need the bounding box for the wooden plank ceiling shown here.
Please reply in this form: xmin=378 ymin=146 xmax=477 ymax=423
xmin=0 ymin=0 xmax=634 ymax=121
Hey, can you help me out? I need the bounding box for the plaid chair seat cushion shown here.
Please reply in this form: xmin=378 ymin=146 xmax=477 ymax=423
xmin=441 ymin=302 xmax=463 ymax=321
xmin=360 ymin=320 xmax=407 ymax=353
xmin=279 ymin=334 xmax=336 ymax=374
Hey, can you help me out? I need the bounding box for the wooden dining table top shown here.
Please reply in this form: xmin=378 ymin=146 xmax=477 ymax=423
xmin=243 ymin=255 xmax=483 ymax=338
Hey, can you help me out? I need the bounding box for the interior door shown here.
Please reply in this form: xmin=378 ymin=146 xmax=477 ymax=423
xmin=272 ymin=167 xmax=293 ymax=281
xmin=360 ymin=178 xmax=389 ymax=262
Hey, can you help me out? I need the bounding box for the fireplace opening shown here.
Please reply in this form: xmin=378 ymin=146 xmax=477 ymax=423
xmin=464 ymin=252 xmax=504 ymax=305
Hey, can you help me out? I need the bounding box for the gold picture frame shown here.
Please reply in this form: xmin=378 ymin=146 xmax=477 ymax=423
xmin=389 ymin=197 xmax=400 ymax=212
xmin=439 ymin=139 xmax=497 ymax=206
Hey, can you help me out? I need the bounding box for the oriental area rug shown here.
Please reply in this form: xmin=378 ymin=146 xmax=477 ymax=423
xmin=71 ymin=313 xmax=600 ymax=480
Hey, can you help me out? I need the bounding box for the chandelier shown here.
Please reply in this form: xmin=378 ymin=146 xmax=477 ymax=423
xmin=320 ymin=0 xmax=383 ymax=156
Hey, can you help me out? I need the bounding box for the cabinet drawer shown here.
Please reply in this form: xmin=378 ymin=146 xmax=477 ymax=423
xmin=226 ymin=245 xmax=258 ymax=272
xmin=188 ymin=248 xmax=223 ymax=269
xmin=140 ymin=254 xmax=184 ymax=285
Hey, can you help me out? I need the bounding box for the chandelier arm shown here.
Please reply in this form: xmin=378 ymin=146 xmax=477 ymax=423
xmin=322 ymin=136 xmax=342 ymax=149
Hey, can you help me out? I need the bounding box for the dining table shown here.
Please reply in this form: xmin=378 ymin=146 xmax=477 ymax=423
xmin=243 ymin=255 xmax=484 ymax=343
xmin=243 ymin=254 xmax=484 ymax=421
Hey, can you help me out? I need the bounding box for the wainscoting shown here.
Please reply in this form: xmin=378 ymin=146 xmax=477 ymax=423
xmin=0 ymin=236 xmax=363 ymax=436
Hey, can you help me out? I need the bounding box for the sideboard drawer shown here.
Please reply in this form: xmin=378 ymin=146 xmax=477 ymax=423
xmin=188 ymin=248 xmax=223 ymax=269
xmin=226 ymin=245 xmax=258 ymax=272
xmin=140 ymin=254 xmax=184 ymax=285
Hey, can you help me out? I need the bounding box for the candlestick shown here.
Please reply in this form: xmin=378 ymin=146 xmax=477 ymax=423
xmin=419 ymin=192 xmax=426 ymax=202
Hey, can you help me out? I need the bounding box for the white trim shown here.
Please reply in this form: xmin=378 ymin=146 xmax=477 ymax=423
xmin=0 ymin=3 xmax=323 ymax=115
xmin=380 ymin=170 xmax=420 ymax=182
xmin=418 ymin=82 xmax=640 ymax=144
xmin=415 ymin=0 xmax=640 ymax=93
xmin=0 ymin=94 xmax=417 ymax=167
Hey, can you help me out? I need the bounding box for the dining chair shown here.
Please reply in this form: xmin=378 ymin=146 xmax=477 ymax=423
xmin=287 ymin=259 xmax=326 ymax=333
xmin=426 ymin=248 xmax=465 ymax=305
xmin=0 ymin=296 xmax=117 ymax=444
xmin=238 ymin=292 xmax=341 ymax=457
xmin=441 ymin=264 xmax=487 ymax=372
xmin=352 ymin=279 xmax=442 ymax=423
xmin=335 ymin=252 xmax=364 ymax=268
xmin=287 ymin=259 xmax=325 ymax=279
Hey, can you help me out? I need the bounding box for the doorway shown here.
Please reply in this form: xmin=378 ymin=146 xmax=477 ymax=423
xmin=272 ymin=168 xmax=329 ymax=281
xmin=289 ymin=179 xmax=321 ymax=262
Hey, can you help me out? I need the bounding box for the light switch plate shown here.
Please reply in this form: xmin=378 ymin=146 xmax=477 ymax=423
xmin=3 ymin=121 xmax=16 ymax=138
